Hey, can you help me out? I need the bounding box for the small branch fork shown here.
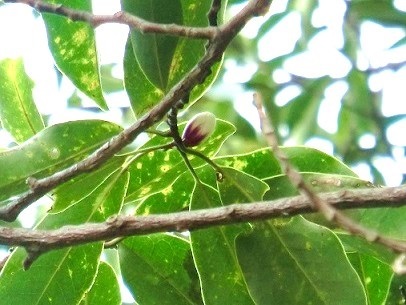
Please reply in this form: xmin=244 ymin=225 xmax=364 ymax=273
xmin=252 ymin=93 xmax=406 ymax=259
xmin=4 ymin=0 xmax=216 ymax=39
xmin=0 ymin=0 xmax=272 ymax=222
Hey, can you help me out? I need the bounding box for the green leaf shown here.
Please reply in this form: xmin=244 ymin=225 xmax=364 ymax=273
xmin=137 ymin=171 xmax=195 ymax=214
xmin=217 ymin=167 xmax=269 ymax=203
xmin=190 ymin=169 xmax=267 ymax=305
xmin=263 ymin=173 xmax=374 ymax=200
xmin=51 ymin=156 xmax=125 ymax=213
xmin=123 ymin=37 xmax=164 ymax=118
xmin=123 ymin=0 xmax=225 ymax=117
xmin=349 ymin=206 xmax=406 ymax=241
xmin=125 ymin=119 xmax=235 ymax=203
xmin=215 ymin=146 xmax=356 ymax=180
xmin=0 ymin=58 xmax=44 ymax=143
xmin=119 ymin=234 xmax=203 ymax=305
xmin=347 ymin=252 xmax=393 ymax=305
xmin=79 ymin=262 xmax=122 ymax=305
xmin=41 ymin=0 xmax=107 ymax=109
xmin=236 ymin=217 xmax=367 ymax=305
xmin=122 ymin=0 xmax=183 ymax=91
xmin=167 ymin=0 xmax=225 ymax=93
xmin=0 ymin=120 xmax=122 ymax=203
xmin=0 ymin=170 xmax=129 ymax=304
xmin=190 ymin=183 xmax=256 ymax=305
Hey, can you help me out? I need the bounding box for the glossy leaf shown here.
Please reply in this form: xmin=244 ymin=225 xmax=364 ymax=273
xmin=123 ymin=0 xmax=225 ymax=117
xmin=236 ymin=217 xmax=367 ymax=305
xmin=51 ymin=156 xmax=125 ymax=213
xmin=41 ymin=0 xmax=107 ymax=109
xmin=263 ymin=173 xmax=374 ymax=200
xmin=349 ymin=206 xmax=406 ymax=241
xmin=125 ymin=119 xmax=235 ymax=203
xmin=137 ymin=171 xmax=195 ymax=214
xmin=0 ymin=120 xmax=122 ymax=203
xmin=347 ymin=252 xmax=393 ymax=305
xmin=123 ymin=0 xmax=183 ymax=91
xmin=215 ymin=146 xmax=356 ymax=180
xmin=190 ymin=183 xmax=256 ymax=305
xmin=0 ymin=58 xmax=44 ymax=143
xmin=0 ymin=170 xmax=129 ymax=304
xmin=217 ymin=167 xmax=269 ymax=203
xmin=190 ymin=169 xmax=268 ymax=305
xmin=119 ymin=234 xmax=203 ymax=305
xmin=79 ymin=262 xmax=122 ymax=305
xmin=123 ymin=38 xmax=165 ymax=118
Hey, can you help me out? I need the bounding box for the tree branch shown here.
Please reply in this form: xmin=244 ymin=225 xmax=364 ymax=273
xmin=4 ymin=0 xmax=216 ymax=39
xmin=253 ymin=93 xmax=406 ymax=254
xmin=0 ymin=0 xmax=272 ymax=222
xmin=1 ymin=186 xmax=406 ymax=256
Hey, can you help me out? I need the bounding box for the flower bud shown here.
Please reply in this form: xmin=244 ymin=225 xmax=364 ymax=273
xmin=182 ymin=112 xmax=216 ymax=147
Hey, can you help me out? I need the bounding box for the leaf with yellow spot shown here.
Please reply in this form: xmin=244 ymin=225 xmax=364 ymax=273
xmin=120 ymin=234 xmax=203 ymax=304
xmin=190 ymin=169 xmax=267 ymax=305
xmin=0 ymin=171 xmax=129 ymax=304
xmin=122 ymin=0 xmax=226 ymax=117
xmin=41 ymin=0 xmax=107 ymax=109
xmin=0 ymin=120 xmax=122 ymax=204
xmin=236 ymin=217 xmax=367 ymax=305
xmin=126 ymin=119 xmax=235 ymax=203
xmin=0 ymin=58 xmax=44 ymax=143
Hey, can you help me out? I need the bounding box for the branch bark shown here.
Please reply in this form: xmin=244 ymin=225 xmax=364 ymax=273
xmin=4 ymin=0 xmax=217 ymax=39
xmin=0 ymin=186 xmax=406 ymax=253
xmin=0 ymin=0 xmax=272 ymax=222
xmin=253 ymin=93 xmax=406 ymax=253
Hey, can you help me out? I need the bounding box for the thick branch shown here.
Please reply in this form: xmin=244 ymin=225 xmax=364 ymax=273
xmin=0 ymin=0 xmax=272 ymax=222
xmin=0 ymin=186 xmax=406 ymax=253
xmin=4 ymin=0 xmax=216 ymax=39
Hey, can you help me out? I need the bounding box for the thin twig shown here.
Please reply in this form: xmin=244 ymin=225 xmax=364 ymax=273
xmin=208 ymin=0 xmax=222 ymax=26
xmin=4 ymin=0 xmax=216 ymax=39
xmin=0 ymin=0 xmax=272 ymax=222
xmin=253 ymin=92 xmax=406 ymax=253
xmin=0 ymin=185 xmax=406 ymax=254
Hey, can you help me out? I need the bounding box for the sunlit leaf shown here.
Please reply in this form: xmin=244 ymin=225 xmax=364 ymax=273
xmin=79 ymin=262 xmax=122 ymax=305
xmin=123 ymin=38 xmax=164 ymax=118
xmin=122 ymin=0 xmax=225 ymax=117
xmin=0 ymin=120 xmax=122 ymax=203
xmin=122 ymin=0 xmax=183 ymax=91
xmin=215 ymin=146 xmax=356 ymax=180
xmin=136 ymin=171 xmax=195 ymax=214
xmin=125 ymin=119 xmax=235 ymax=202
xmin=263 ymin=173 xmax=373 ymax=200
xmin=120 ymin=234 xmax=203 ymax=305
xmin=236 ymin=217 xmax=367 ymax=305
xmin=190 ymin=169 xmax=268 ymax=305
xmin=190 ymin=183 xmax=256 ymax=305
xmin=347 ymin=252 xmax=393 ymax=305
xmin=0 ymin=58 xmax=44 ymax=143
xmin=0 ymin=171 xmax=129 ymax=304
xmin=41 ymin=0 xmax=107 ymax=109
xmin=51 ymin=156 xmax=125 ymax=213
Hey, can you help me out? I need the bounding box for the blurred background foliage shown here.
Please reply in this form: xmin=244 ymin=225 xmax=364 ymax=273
xmin=203 ymin=0 xmax=406 ymax=186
